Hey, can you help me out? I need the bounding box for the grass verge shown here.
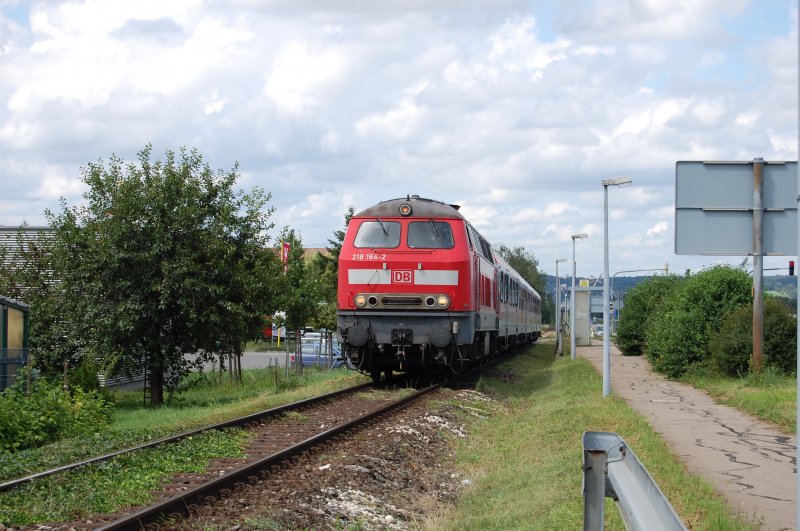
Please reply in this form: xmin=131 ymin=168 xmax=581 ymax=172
xmin=681 ymin=368 xmax=796 ymax=433
xmin=0 ymin=366 xmax=367 ymax=526
xmin=428 ymin=343 xmax=752 ymax=530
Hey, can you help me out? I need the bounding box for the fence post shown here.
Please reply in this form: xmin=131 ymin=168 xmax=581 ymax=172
xmin=583 ymin=432 xmax=686 ymax=531
xmin=583 ymin=445 xmax=608 ymax=529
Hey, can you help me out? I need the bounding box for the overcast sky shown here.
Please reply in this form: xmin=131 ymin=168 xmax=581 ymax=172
xmin=0 ymin=0 xmax=797 ymax=280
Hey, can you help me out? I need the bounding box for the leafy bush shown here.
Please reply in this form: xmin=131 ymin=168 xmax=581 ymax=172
xmin=646 ymin=306 xmax=708 ymax=377
xmin=710 ymin=299 xmax=797 ymax=376
xmin=764 ymin=298 xmax=797 ymax=374
xmin=645 ymin=266 xmax=751 ymax=378
xmin=0 ymin=377 xmax=112 ymax=453
xmin=708 ymin=305 xmax=752 ymax=376
xmin=68 ymin=357 xmax=104 ymax=392
xmin=616 ymin=275 xmax=681 ymax=356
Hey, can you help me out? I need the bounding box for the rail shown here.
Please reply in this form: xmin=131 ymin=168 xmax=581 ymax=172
xmin=98 ymin=381 xmax=442 ymax=530
xmin=582 ymin=431 xmax=686 ymax=531
xmin=0 ymin=380 xmax=376 ymax=492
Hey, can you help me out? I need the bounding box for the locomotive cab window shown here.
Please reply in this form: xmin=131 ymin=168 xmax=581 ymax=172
xmin=354 ymin=220 xmax=401 ymax=248
xmin=407 ymin=221 xmax=454 ymax=249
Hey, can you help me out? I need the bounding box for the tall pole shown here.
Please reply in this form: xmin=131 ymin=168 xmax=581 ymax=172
xmin=752 ymin=157 xmax=764 ymax=375
xmin=600 ymin=176 xmax=631 ymax=398
xmin=795 ymin=14 xmax=799 ymax=525
xmin=555 ymin=258 xmax=566 ymax=356
xmin=603 ymin=184 xmax=611 ymax=397
xmin=556 ymin=260 xmax=561 ymax=356
xmin=795 ymin=15 xmax=799 ymax=527
xmin=570 ymin=239 xmax=577 ymax=361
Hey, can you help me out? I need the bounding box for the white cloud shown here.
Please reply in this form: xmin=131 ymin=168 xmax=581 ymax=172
xmin=265 ymin=40 xmax=347 ymax=114
xmin=36 ymin=174 xmax=86 ymax=200
xmin=646 ymin=221 xmax=669 ymax=237
xmin=355 ymin=98 xmax=425 ymax=139
xmin=735 ymin=112 xmax=759 ymax=127
xmin=488 ymin=16 xmax=570 ymax=73
xmin=203 ymin=91 xmax=225 ymax=114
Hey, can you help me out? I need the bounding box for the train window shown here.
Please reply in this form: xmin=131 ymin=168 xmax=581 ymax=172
xmin=407 ymin=221 xmax=455 ymax=249
xmin=465 ymin=224 xmax=475 ymax=250
xmin=353 ymin=220 xmax=401 ymax=248
xmin=481 ymin=238 xmax=495 ymax=263
xmin=467 ymin=225 xmax=482 ymax=255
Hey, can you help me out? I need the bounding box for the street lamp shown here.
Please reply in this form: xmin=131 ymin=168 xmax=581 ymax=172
xmin=602 ymin=176 xmax=632 ymax=397
xmin=555 ymin=258 xmax=567 ymax=356
xmin=570 ymin=233 xmax=588 ymax=361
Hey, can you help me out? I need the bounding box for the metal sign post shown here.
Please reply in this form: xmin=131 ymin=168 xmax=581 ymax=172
xmin=676 ymin=159 xmax=797 ymax=375
xmin=752 ymin=159 xmax=764 ymax=373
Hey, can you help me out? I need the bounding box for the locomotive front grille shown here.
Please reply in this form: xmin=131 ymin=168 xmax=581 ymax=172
xmin=381 ymin=296 xmax=423 ymax=306
xmin=353 ymin=292 xmax=451 ymax=310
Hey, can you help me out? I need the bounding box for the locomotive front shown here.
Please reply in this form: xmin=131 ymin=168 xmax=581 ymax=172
xmin=336 ymin=197 xmax=476 ymax=380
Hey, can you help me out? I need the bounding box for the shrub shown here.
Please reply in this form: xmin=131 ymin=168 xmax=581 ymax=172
xmin=0 ymin=377 xmax=112 ymax=453
xmin=616 ymin=275 xmax=681 ymax=356
xmin=68 ymin=357 xmax=106 ymax=393
xmin=709 ymin=305 xmax=752 ymax=376
xmin=647 ymin=306 xmax=707 ymax=377
xmin=645 ymin=266 xmax=751 ymax=378
xmin=710 ymin=299 xmax=797 ymax=376
xmin=763 ymin=298 xmax=797 ymax=374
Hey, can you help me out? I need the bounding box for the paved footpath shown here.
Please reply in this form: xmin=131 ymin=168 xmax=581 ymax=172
xmin=578 ymin=343 xmax=795 ymax=530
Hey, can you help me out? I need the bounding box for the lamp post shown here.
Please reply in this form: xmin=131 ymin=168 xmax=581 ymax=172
xmin=602 ymin=176 xmax=632 ymax=397
xmin=570 ymin=233 xmax=588 ymax=361
xmin=555 ymin=258 xmax=567 ymax=356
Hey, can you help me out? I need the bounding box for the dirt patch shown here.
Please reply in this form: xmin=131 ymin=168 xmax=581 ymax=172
xmin=178 ymin=388 xmax=497 ymax=530
xmin=488 ymin=366 xmax=519 ymax=384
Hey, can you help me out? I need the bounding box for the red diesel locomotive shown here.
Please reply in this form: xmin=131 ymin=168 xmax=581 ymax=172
xmin=337 ymin=196 xmax=542 ymax=380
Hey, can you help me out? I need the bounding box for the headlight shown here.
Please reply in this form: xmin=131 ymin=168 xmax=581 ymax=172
xmin=437 ymin=295 xmax=450 ymax=308
xmin=354 ymin=294 xmax=366 ymax=307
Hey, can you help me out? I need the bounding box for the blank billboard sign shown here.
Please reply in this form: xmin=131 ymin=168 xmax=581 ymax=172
xmin=675 ymin=161 xmax=797 ymax=255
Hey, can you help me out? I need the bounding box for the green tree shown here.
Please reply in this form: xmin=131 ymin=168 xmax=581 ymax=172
xmin=0 ymin=226 xmax=82 ymax=378
xmin=275 ymin=228 xmax=320 ymax=334
xmin=495 ymin=244 xmax=552 ymax=323
xmin=645 ymin=266 xmax=751 ymax=377
xmin=709 ymin=298 xmax=797 ymax=376
xmin=46 ymin=145 xmax=277 ymax=405
xmin=616 ymin=275 xmax=681 ymax=356
xmin=308 ymin=207 xmax=354 ymax=331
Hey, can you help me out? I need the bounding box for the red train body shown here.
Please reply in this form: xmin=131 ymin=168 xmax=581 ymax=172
xmin=337 ymin=196 xmax=541 ymax=380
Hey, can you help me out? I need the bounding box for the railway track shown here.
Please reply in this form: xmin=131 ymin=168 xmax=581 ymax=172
xmin=30 ymin=380 xmax=441 ymax=530
xmin=0 ymin=381 xmax=377 ymax=494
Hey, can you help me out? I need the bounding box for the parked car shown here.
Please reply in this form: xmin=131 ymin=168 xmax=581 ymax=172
xmin=292 ymin=336 xmax=347 ymax=368
xmin=593 ymin=325 xmax=604 ymax=338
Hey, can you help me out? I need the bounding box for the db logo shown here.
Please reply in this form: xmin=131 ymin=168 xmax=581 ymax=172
xmin=392 ymin=270 xmax=412 ymax=284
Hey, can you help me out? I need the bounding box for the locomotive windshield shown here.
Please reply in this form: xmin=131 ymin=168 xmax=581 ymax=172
xmin=407 ymin=221 xmax=454 ymax=249
xmin=354 ymin=220 xmax=401 ymax=248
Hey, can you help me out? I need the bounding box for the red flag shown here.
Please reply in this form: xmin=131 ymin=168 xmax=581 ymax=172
xmin=282 ymin=241 xmax=290 ymax=272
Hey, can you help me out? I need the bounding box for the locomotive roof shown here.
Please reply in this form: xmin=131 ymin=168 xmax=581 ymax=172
xmin=355 ymin=196 xmax=465 ymax=220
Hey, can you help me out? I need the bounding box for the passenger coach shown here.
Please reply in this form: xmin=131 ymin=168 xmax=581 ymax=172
xmin=337 ymin=196 xmax=541 ymax=380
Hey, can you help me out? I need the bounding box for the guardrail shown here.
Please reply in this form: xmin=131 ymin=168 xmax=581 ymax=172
xmin=583 ymin=431 xmax=686 ymax=531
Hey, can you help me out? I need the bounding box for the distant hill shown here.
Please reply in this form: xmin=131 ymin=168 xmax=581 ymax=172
xmin=545 ymin=274 xmax=662 ymax=300
xmin=763 ymin=275 xmax=797 ymax=304
xmin=545 ymin=273 xmax=798 ymax=307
